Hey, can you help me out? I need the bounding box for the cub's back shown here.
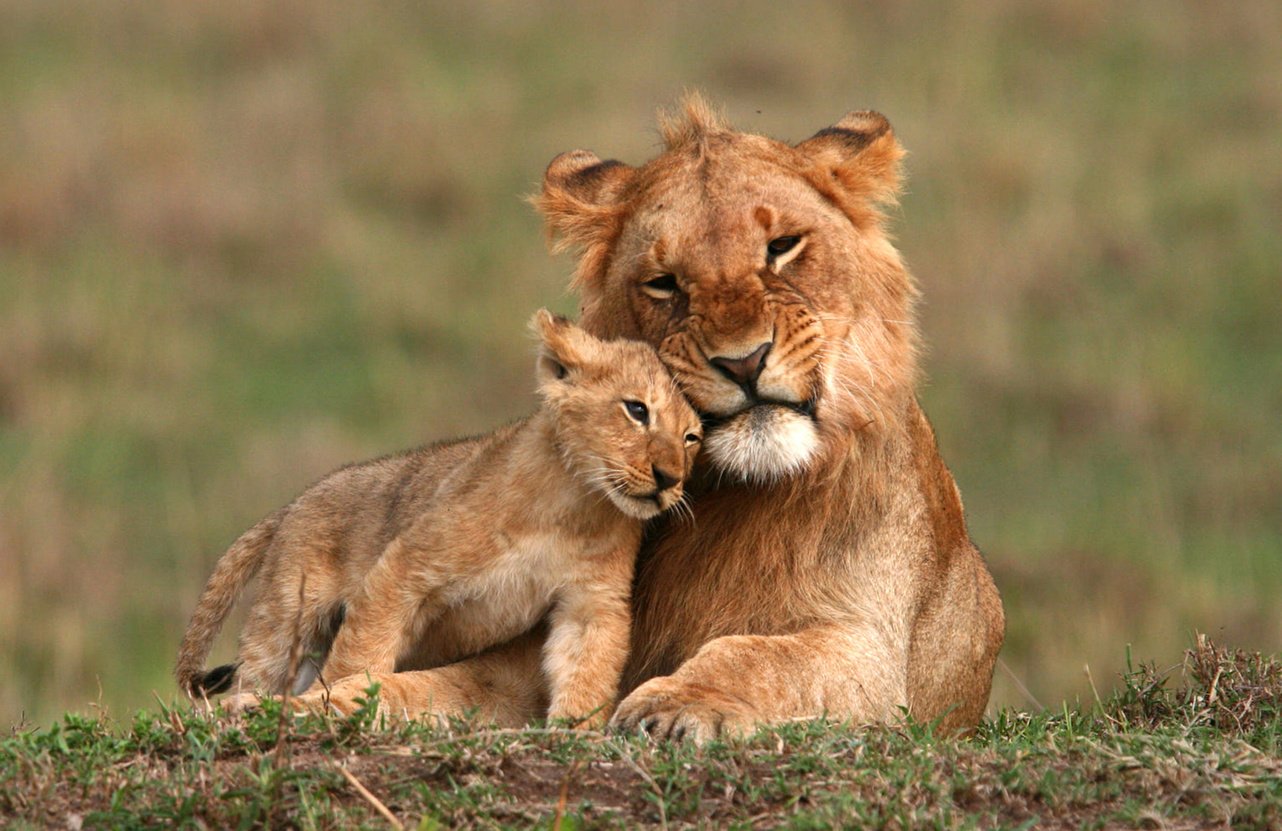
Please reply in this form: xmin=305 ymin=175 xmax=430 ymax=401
xmin=270 ymin=427 xmax=516 ymax=578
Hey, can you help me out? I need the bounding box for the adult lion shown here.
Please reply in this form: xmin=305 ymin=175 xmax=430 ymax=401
xmin=303 ymin=96 xmax=1004 ymax=739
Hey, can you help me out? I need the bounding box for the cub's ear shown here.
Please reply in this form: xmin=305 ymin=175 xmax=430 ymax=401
xmin=532 ymin=150 xmax=636 ymax=288
xmin=531 ymin=308 xmax=595 ymax=386
xmin=795 ymin=111 xmax=904 ymax=218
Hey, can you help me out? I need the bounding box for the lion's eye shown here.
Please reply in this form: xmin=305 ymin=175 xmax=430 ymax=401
xmin=684 ymin=432 xmax=701 ymax=445
xmin=623 ymin=400 xmax=649 ymax=425
xmin=641 ymin=273 xmax=678 ymax=299
xmin=767 ymin=236 xmax=802 ymax=258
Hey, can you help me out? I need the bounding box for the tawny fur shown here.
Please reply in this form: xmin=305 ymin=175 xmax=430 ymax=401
xmin=264 ymin=95 xmax=1005 ymax=740
xmin=174 ymin=311 xmax=701 ymax=725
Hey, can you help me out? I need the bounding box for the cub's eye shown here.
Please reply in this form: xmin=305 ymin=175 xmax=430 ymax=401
xmin=641 ymin=273 xmax=678 ymax=299
xmin=623 ymin=400 xmax=649 ymax=425
xmin=684 ymin=432 xmax=702 ymax=445
xmin=766 ymin=235 xmax=801 ymax=258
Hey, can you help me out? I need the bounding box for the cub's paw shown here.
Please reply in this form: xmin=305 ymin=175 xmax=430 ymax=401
xmin=289 ymin=675 xmax=390 ymax=717
xmin=609 ymin=677 xmax=757 ymax=744
xmin=220 ymin=692 xmax=264 ymax=715
xmin=219 ymin=692 xmax=315 ymax=718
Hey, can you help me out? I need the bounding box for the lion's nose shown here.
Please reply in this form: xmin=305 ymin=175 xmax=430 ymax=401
xmin=652 ymin=465 xmax=681 ymax=493
xmin=710 ymin=342 xmax=771 ymax=391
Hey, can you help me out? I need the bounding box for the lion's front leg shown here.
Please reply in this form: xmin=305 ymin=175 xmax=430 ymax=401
xmin=611 ymin=625 xmax=908 ymax=743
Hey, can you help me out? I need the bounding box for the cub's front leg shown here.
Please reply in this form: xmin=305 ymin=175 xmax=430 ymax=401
xmin=543 ymin=555 xmax=634 ymax=727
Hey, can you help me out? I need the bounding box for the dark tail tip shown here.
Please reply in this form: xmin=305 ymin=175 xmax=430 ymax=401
xmin=191 ymin=663 xmax=238 ymax=696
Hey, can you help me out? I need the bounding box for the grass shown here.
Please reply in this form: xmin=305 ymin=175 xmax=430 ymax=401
xmin=3 ymin=638 xmax=1279 ymax=829
xmin=1 ymin=1 xmax=1280 ymax=726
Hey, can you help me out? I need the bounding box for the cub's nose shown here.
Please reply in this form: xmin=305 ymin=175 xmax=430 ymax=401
xmin=710 ymin=342 xmax=771 ymax=390
xmin=652 ymin=465 xmax=681 ymax=493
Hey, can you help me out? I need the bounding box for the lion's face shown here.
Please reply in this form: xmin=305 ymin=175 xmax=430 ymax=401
xmin=532 ymin=310 xmax=702 ymax=520
xmin=537 ymin=99 xmax=919 ymax=482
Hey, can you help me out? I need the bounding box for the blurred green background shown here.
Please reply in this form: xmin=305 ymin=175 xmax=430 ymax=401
xmin=2 ymin=1 xmax=1279 ymax=727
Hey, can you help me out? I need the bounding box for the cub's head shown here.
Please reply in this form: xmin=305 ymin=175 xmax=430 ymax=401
xmin=535 ymin=95 xmax=920 ymax=484
xmin=531 ymin=309 xmax=702 ymax=520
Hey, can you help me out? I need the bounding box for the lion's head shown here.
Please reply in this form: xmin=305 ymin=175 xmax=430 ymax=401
xmin=536 ymin=95 xmax=920 ymax=483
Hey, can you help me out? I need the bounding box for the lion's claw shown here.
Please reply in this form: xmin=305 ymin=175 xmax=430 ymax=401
xmin=610 ymin=679 xmax=754 ymax=744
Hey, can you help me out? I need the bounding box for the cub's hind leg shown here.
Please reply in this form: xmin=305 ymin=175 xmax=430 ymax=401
xmin=234 ymin=553 xmax=346 ymax=695
xmin=314 ymin=533 xmax=456 ymax=687
xmin=292 ymin=626 xmax=550 ymax=724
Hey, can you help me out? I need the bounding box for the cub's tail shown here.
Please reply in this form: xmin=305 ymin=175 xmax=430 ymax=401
xmin=174 ymin=510 xmax=282 ymax=697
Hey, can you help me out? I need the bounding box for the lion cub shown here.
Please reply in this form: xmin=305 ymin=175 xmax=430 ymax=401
xmin=175 ymin=310 xmax=701 ymax=724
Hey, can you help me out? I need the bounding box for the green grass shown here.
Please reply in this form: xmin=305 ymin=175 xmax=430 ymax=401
xmin=1 ymin=1 xmax=1280 ymax=725
xmin=4 ymin=640 xmax=1279 ymax=829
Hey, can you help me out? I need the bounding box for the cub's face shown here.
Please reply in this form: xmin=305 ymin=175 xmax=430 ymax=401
xmin=538 ymin=103 xmax=917 ymax=484
xmin=532 ymin=310 xmax=702 ymax=520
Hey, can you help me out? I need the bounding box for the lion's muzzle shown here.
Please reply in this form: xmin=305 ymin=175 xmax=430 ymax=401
xmin=702 ymin=401 xmax=820 ymax=483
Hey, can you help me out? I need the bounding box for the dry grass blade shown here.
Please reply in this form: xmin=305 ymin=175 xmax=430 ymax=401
xmin=552 ymin=759 xmax=581 ymax=831
xmin=999 ymin=657 xmax=1044 ymax=711
xmin=337 ymin=763 xmax=404 ymax=830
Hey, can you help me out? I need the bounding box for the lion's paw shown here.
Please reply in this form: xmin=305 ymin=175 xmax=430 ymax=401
xmin=609 ymin=677 xmax=756 ymax=744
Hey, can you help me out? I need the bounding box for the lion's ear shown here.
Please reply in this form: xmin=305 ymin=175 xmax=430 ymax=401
xmin=543 ymin=150 xmax=634 ymax=208
xmin=532 ymin=150 xmax=636 ymax=288
xmin=795 ymin=111 xmax=904 ymax=216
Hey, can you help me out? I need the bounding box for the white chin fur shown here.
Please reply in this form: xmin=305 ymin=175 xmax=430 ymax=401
xmin=704 ymin=406 xmax=819 ymax=483
xmin=609 ymin=492 xmax=664 ymax=520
